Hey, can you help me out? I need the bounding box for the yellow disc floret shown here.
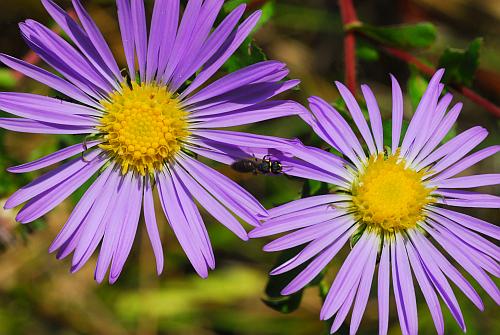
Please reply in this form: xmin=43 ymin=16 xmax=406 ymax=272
xmin=98 ymin=82 xmax=190 ymax=175
xmin=351 ymin=152 xmax=434 ymax=231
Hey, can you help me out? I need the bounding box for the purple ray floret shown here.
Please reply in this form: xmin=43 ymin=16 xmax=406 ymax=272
xmin=0 ymin=0 xmax=302 ymax=283
xmin=251 ymin=70 xmax=500 ymax=335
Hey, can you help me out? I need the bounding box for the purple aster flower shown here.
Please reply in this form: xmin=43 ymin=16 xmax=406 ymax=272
xmin=250 ymin=70 xmax=500 ymax=335
xmin=0 ymin=0 xmax=301 ymax=283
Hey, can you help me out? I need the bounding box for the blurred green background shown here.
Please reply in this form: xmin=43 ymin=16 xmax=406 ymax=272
xmin=0 ymin=0 xmax=499 ymax=334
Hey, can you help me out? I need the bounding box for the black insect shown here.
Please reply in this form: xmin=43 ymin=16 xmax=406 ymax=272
xmin=231 ymin=155 xmax=283 ymax=175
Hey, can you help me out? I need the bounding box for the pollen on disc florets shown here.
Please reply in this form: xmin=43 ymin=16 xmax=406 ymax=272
xmin=98 ymin=82 xmax=190 ymax=175
xmin=351 ymin=151 xmax=434 ymax=231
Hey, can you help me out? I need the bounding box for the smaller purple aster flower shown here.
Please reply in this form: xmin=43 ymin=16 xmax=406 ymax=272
xmin=250 ymin=70 xmax=500 ymax=335
xmin=0 ymin=0 xmax=302 ymax=283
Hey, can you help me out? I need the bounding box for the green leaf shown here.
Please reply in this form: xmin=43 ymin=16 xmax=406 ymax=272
xmin=222 ymin=0 xmax=247 ymax=12
xmin=223 ymin=0 xmax=275 ymax=32
xmin=302 ymin=179 xmax=329 ymax=198
xmin=0 ymin=69 xmax=16 ymax=89
xmin=223 ymin=38 xmax=268 ymax=72
xmin=352 ymin=22 xmax=437 ymax=49
xmin=349 ymin=224 xmax=366 ymax=249
xmin=254 ymin=1 xmax=275 ymax=31
xmin=407 ymin=70 xmax=429 ymax=111
xmin=274 ymin=4 xmax=339 ymax=33
xmin=356 ymin=41 xmax=380 ymax=62
xmin=438 ymin=38 xmax=482 ymax=87
xmin=222 ymin=1 xmax=275 ymax=72
xmin=262 ymin=247 xmax=304 ymax=314
xmin=383 ymin=119 xmax=409 ymax=148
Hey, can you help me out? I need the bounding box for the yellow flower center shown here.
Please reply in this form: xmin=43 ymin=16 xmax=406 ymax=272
xmin=351 ymin=152 xmax=434 ymax=231
xmin=98 ymin=82 xmax=190 ymax=175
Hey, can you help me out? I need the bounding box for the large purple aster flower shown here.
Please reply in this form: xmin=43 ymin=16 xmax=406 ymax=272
xmin=250 ymin=70 xmax=499 ymax=334
xmin=0 ymin=0 xmax=301 ymax=283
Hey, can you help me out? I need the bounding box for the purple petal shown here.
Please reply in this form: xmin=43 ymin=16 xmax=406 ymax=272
xmin=15 ymin=154 xmax=106 ymax=223
xmin=423 ymin=221 xmax=500 ymax=304
xmin=299 ymin=108 xmax=341 ymax=153
xmin=361 ymin=84 xmax=384 ymax=153
xmin=426 ymin=211 xmax=500 ymax=264
xmin=392 ymin=233 xmax=418 ymax=335
xmin=336 ymin=81 xmax=377 ymax=155
xmin=435 ymin=190 xmax=500 ymax=208
xmin=350 ymin=230 xmax=378 ymax=335
xmin=271 ymin=221 xmax=355 ymax=276
xmin=330 ymin=278 xmax=358 ymax=334
xmin=413 ymin=230 xmax=484 ymax=310
xmin=411 ymin=102 xmax=462 ymax=167
xmin=72 ymin=0 xmax=122 ymax=80
xmin=405 ymin=82 xmax=442 ymax=161
xmin=252 ymin=205 xmax=348 ymax=238
xmin=55 ymin=219 xmax=85 ymax=260
xmin=193 ymin=129 xmax=291 ymax=150
xmin=321 ymin=232 xmax=376 ymax=320
xmin=5 ymin=150 xmax=102 ymax=209
xmin=425 ymin=129 xmax=488 ymax=178
xmin=8 ymin=140 xmax=100 ymax=173
xmin=190 ymin=100 xmax=301 ymax=128
xmin=41 ymin=0 xmax=119 ymax=89
xmin=416 ymin=126 xmax=486 ymax=171
xmin=71 ymin=169 xmax=122 ymax=271
xmin=431 ymin=145 xmax=500 ymax=182
xmin=400 ymin=69 xmax=445 ymax=157
xmin=177 ymin=153 xmax=266 ymax=224
xmin=177 ymin=4 xmax=246 ymax=99
xmin=425 ymin=93 xmax=453 ymax=142
xmin=284 ymin=141 xmax=355 ymax=183
xmin=185 ymin=80 xmax=300 ymax=116
xmin=109 ymin=175 xmax=143 ymax=283
xmin=156 ymin=169 xmax=208 ymax=278
xmin=131 ymin=0 xmax=147 ymax=82
xmin=264 ymin=216 xmax=352 ymax=254
xmin=146 ymin=0 xmax=175 ymax=82
xmin=94 ymin=173 xmax=133 ymax=283
xmin=378 ymin=238 xmax=390 ymax=335
xmin=21 ymin=19 xmax=114 ymax=94
xmin=390 ymin=74 xmax=404 ymax=153
xmin=49 ymin=166 xmax=114 ymax=252
xmin=267 ymin=194 xmax=350 ymax=218
xmin=171 ymin=168 xmax=215 ymax=270
xmin=409 ymin=230 xmax=466 ymax=331
xmin=0 ymin=93 xmax=99 ymax=126
xmin=116 ymin=0 xmax=136 ymax=81
xmin=184 ymin=61 xmax=287 ymax=106
xmin=180 ymin=10 xmax=261 ymax=97
xmin=0 ymin=118 xmax=95 ymax=134
xmin=307 ymin=96 xmax=365 ymax=168
xmin=406 ymin=241 xmax=444 ymax=335
xmin=143 ymin=177 xmax=164 ymax=275
xmin=175 ymin=166 xmax=247 ymax=240
xmin=161 ymin=0 xmax=203 ymax=84
xmin=280 ymin=228 xmax=353 ymax=295
xmin=169 ymin=0 xmax=225 ymax=91
xmin=407 ymin=92 xmax=452 ymax=163
xmin=0 ymin=53 xmax=100 ymax=108
xmin=426 ymin=216 xmax=499 ymax=277
xmin=0 ymin=92 xmax=101 ymax=116
xmin=428 ymin=207 xmax=499 ymax=239
xmin=155 ymin=0 xmax=179 ymax=82
xmin=430 ymin=173 xmax=500 ymax=189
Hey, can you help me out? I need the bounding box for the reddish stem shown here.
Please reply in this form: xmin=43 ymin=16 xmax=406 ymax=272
xmin=382 ymin=46 xmax=500 ymax=118
xmin=338 ymin=0 xmax=359 ymax=94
